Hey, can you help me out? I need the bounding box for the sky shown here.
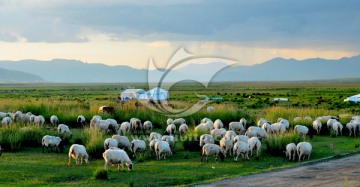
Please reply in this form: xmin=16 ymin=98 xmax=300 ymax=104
xmin=0 ymin=0 xmax=359 ymax=69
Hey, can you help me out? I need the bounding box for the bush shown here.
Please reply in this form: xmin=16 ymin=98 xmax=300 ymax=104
xmin=84 ymin=128 xmax=106 ymax=159
xmin=182 ymin=130 xmax=201 ymax=152
xmin=93 ymin=169 xmax=108 ymax=180
xmin=265 ymin=131 xmax=304 ymax=156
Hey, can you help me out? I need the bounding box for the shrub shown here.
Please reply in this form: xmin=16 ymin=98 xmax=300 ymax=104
xmin=93 ymin=169 xmax=108 ymax=180
xmin=265 ymin=131 xmax=304 ymax=156
xmin=84 ymin=128 xmax=106 ymax=159
xmin=182 ymin=130 xmax=201 ymax=152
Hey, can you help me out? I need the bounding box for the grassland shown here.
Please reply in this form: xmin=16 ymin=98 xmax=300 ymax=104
xmin=0 ymin=82 xmax=359 ymax=186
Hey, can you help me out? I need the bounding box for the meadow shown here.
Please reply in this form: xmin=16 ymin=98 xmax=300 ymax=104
xmin=0 ymin=82 xmax=359 ymax=186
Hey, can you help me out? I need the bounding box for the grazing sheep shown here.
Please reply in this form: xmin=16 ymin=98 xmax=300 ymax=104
xmin=104 ymin=138 xmax=118 ymax=150
xmin=245 ymin=126 xmax=269 ymax=139
xmin=240 ymin=118 xmax=247 ymax=129
xmin=68 ymin=144 xmax=89 ymax=165
xmin=95 ymin=120 xmax=111 ymax=132
xmin=207 ymin=106 xmax=215 ymax=112
xmin=297 ymin=142 xmax=312 ymax=161
xmin=112 ymin=135 xmax=131 ymax=151
xmin=233 ymin=141 xmax=250 ymax=161
xmin=210 ymin=128 xmax=227 ymax=140
xmin=34 ymin=115 xmax=45 ymax=127
xmin=13 ymin=111 xmax=23 ymax=122
xmin=346 ymin=122 xmax=357 ymax=136
xmin=155 ymin=141 xmax=172 ymax=160
xmin=106 ymin=118 xmax=119 ymax=134
xmin=142 ymin=121 xmax=153 ymax=134
xmin=233 ymin=135 xmax=249 ymax=144
xmin=161 ymin=135 xmax=175 ymax=146
xmin=224 ymin=130 xmax=237 ymax=140
xmin=90 ymin=115 xmax=102 ymax=129
xmin=257 ymin=118 xmax=268 ymax=127
xmin=149 ymin=132 xmax=162 ymax=141
xmin=293 ymin=117 xmax=302 ymax=123
xmin=0 ymin=112 xmax=7 ymax=119
xmin=50 ymin=115 xmax=59 ymax=126
xmin=165 ymin=124 xmax=176 ymax=135
xmin=1 ymin=117 xmax=12 ymax=126
xmin=278 ymin=118 xmax=290 ymax=129
xmin=327 ymin=119 xmax=338 ymax=130
xmin=204 ymin=121 xmax=214 ymax=131
xmin=248 ymin=137 xmax=261 ymax=157
xmin=294 ymin=125 xmax=309 ymax=136
xmin=332 ymin=122 xmax=343 ymax=136
xmin=131 ymin=140 xmax=146 ymax=157
xmin=119 ymin=122 xmax=131 ymax=136
xmin=77 ymin=115 xmax=86 ymax=126
xmin=195 ymin=123 xmax=210 ymax=133
xmin=173 ymin=118 xmax=186 ymax=126
xmin=285 ymin=143 xmax=297 ymax=161
xmin=199 ymin=134 xmax=215 ymax=147
xmin=42 ymin=135 xmax=64 ymax=153
xmin=229 ymin=122 xmax=245 ymax=134
xmin=261 ymin=122 xmax=273 ymax=134
xmin=214 ymin=119 xmax=224 ymax=129
xmin=21 ymin=113 xmax=31 ymax=124
xmin=130 ymin=118 xmax=142 ymax=134
xmin=103 ymin=149 xmax=134 ymax=171
xmin=201 ymin=118 xmax=212 ymax=124
xmin=166 ymin=118 xmax=174 ymax=125
xmin=220 ymin=137 xmax=233 ymax=156
xmin=321 ymin=116 xmax=338 ymax=123
xmin=179 ymin=124 xmax=189 ymax=135
xmin=201 ymin=143 xmax=224 ymax=162
xmin=57 ymin=124 xmax=72 ymax=137
xmin=149 ymin=139 xmax=159 ymax=154
xmin=304 ymin=116 xmax=313 ymax=122
xmin=271 ymin=122 xmax=286 ymax=134
xmin=312 ymin=118 xmax=322 ymax=134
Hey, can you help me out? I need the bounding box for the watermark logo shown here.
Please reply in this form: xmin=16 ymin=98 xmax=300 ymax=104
xmin=136 ymin=47 xmax=239 ymax=117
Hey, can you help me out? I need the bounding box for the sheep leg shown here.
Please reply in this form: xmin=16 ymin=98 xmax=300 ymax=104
xmin=298 ymin=152 xmax=303 ymax=161
xmin=308 ymin=153 xmax=311 ymax=160
xmin=68 ymin=156 xmax=71 ymax=166
xmin=293 ymin=152 xmax=296 ymax=161
xmin=104 ymin=162 xmax=109 ymax=170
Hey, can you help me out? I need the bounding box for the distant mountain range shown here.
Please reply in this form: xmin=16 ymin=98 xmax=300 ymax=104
xmin=0 ymin=55 xmax=359 ymax=83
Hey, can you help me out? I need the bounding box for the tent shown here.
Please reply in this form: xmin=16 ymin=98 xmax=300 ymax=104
xmin=120 ymin=89 xmax=145 ymax=100
xmin=344 ymin=94 xmax=360 ymax=103
xmin=138 ymin=87 xmax=169 ymax=101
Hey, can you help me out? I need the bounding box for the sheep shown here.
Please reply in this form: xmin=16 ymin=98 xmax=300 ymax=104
xmin=293 ymin=117 xmax=302 ymax=123
xmin=201 ymin=118 xmax=212 ymax=124
xmin=90 ymin=115 xmax=102 ymax=129
xmin=0 ymin=112 xmax=6 ymax=119
xmin=245 ymin=126 xmax=269 ymax=139
xmin=332 ymin=122 xmax=343 ymax=136
xmin=220 ymin=137 xmax=233 ymax=156
xmin=155 ymin=141 xmax=172 ymax=160
xmin=119 ymin=122 xmax=131 ymax=136
xmin=165 ymin=124 xmax=176 ymax=135
xmin=229 ymin=122 xmax=245 ymax=134
xmin=57 ymin=124 xmax=72 ymax=137
xmin=271 ymin=122 xmax=286 ymax=134
xmin=173 ymin=118 xmax=186 ymax=126
xmin=199 ymin=134 xmax=215 ymax=147
xmin=68 ymin=144 xmax=89 ymax=165
xmin=257 ymin=118 xmax=268 ymax=127
xmin=179 ymin=124 xmax=189 ymax=135
xmin=104 ymin=138 xmax=118 ymax=150
xmin=142 ymin=121 xmax=153 ymax=134
xmin=207 ymin=106 xmax=215 ymax=112
xmin=233 ymin=141 xmax=250 ymax=161
xmin=131 ymin=140 xmax=146 ymax=157
xmin=327 ymin=119 xmax=338 ymax=130
xmin=149 ymin=139 xmax=159 ymax=154
xmin=106 ymin=118 xmax=119 ymax=134
xmin=248 ymin=137 xmax=261 ymax=157
xmin=321 ymin=116 xmax=338 ymax=123
xmin=195 ymin=123 xmax=210 ymax=133
xmin=201 ymin=143 xmax=224 ymax=162
xmin=50 ymin=115 xmax=59 ymax=126
xmin=240 ymin=118 xmax=247 ymax=129
xmin=233 ymin=135 xmax=249 ymax=144
xmin=34 ymin=115 xmax=45 ymax=127
xmin=77 ymin=115 xmax=86 ymax=126
xmin=42 ymin=135 xmax=64 ymax=153
xmin=297 ymin=142 xmax=312 ymax=161
xmin=161 ymin=135 xmax=175 ymax=147
xmin=204 ymin=121 xmax=214 ymax=131
xmin=294 ymin=125 xmax=309 ymax=136
xmin=13 ymin=111 xmax=23 ymax=122
xmin=1 ymin=117 xmax=12 ymax=126
xmin=6 ymin=112 xmax=13 ymax=120
xmin=21 ymin=113 xmax=31 ymax=124
xmin=103 ymin=149 xmax=134 ymax=171
xmin=346 ymin=122 xmax=357 ymax=136
xmin=210 ymin=128 xmax=226 ymax=140
xmin=312 ymin=118 xmax=322 ymax=134
xmin=261 ymin=122 xmax=273 ymax=134
xmin=94 ymin=120 xmax=111 ymax=132
xmin=278 ymin=118 xmax=290 ymax=129
xmin=149 ymin=132 xmax=162 ymax=141
xmin=224 ymin=130 xmax=236 ymax=140
xmin=166 ymin=118 xmax=174 ymax=125
xmin=285 ymin=143 xmax=297 ymax=161
xmin=213 ymin=119 xmax=224 ymax=129
xmin=304 ymin=116 xmax=313 ymax=122
xmin=130 ymin=118 xmax=142 ymax=134
xmin=112 ymin=135 xmax=131 ymax=151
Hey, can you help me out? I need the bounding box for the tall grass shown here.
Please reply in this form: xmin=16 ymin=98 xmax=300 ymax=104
xmin=83 ymin=128 xmax=106 ymax=159
xmin=265 ymin=131 xmax=304 ymax=156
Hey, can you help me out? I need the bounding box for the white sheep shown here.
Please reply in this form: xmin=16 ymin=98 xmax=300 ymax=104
xmin=21 ymin=113 xmax=31 ymax=124
xmin=119 ymin=122 xmax=131 ymax=136
xmin=294 ymin=125 xmax=309 ymax=136
xmin=332 ymin=122 xmax=343 ymax=136
xmin=261 ymin=122 xmax=273 ymax=134
xmin=220 ymin=137 xmax=233 ymax=156
xmin=161 ymin=135 xmax=175 ymax=146
xmin=57 ymin=124 xmax=72 ymax=137
xmin=224 ymin=130 xmax=236 ymax=140
xmin=50 ymin=115 xmax=59 ymax=126
xmin=179 ymin=124 xmax=189 ymax=135
xmin=130 ymin=118 xmax=142 ymax=134
xmin=201 ymin=118 xmax=212 ymax=124
xmin=210 ymin=128 xmax=226 ymax=140
xmin=312 ymin=118 xmax=322 ymax=134
xmin=245 ymin=126 xmax=269 ymax=139
xmin=293 ymin=117 xmax=302 ymax=123
xmin=68 ymin=144 xmax=89 ymax=165
xmin=297 ymin=142 xmax=312 ymax=161
xmin=142 ymin=121 xmax=153 ymax=134
xmin=77 ymin=115 xmax=86 ymax=126
xmin=112 ymin=135 xmax=131 ymax=151
xmin=0 ymin=112 xmax=7 ymax=119
xmin=285 ymin=143 xmax=297 ymax=161
xmin=213 ymin=119 xmax=224 ymax=129
xmin=346 ymin=122 xmax=357 ymax=136
xmin=165 ymin=124 xmax=176 ymax=135
xmin=90 ymin=115 xmax=102 ymax=129
xmin=106 ymin=118 xmax=119 ymax=134
xmin=229 ymin=122 xmax=245 ymax=134
xmin=149 ymin=132 xmax=162 ymax=141
xmin=173 ymin=118 xmax=186 ymax=126
xmin=95 ymin=120 xmax=111 ymax=132
xmin=149 ymin=139 xmax=159 ymax=153
xmin=271 ymin=122 xmax=286 ymax=134
xmin=233 ymin=141 xmax=250 ymax=161
xmin=131 ymin=140 xmax=146 ymax=157
xmin=321 ymin=116 xmax=338 ymax=123
xmin=278 ymin=118 xmax=290 ymax=129
xmin=104 ymin=138 xmax=118 ymax=150
xmin=166 ymin=118 xmax=174 ymax=125
xmin=103 ymin=149 xmax=134 ymax=171
xmin=42 ymin=135 xmax=64 ymax=153
xmin=1 ymin=117 xmax=12 ymax=126
xmin=34 ymin=115 xmax=45 ymax=127
xmin=204 ymin=121 xmax=214 ymax=131
xmin=207 ymin=106 xmax=215 ymax=112
xmin=155 ymin=141 xmax=172 ymax=160
xmin=304 ymin=116 xmax=313 ymax=122
xmin=248 ymin=137 xmax=261 ymax=157
xmin=233 ymin=135 xmax=249 ymax=144
xmin=257 ymin=118 xmax=268 ymax=127
xmin=199 ymin=134 xmax=215 ymax=147
xmin=194 ymin=123 xmax=210 ymax=133
xmin=327 ymin=119 xmax=338 ymax=130
xmin=201 ymin=143 xmax=225 ymax=162
xmin=13 ymin=111 xmax=23 ymax=122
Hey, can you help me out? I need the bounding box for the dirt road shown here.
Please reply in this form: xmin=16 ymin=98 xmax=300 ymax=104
xmin=198 ymin=154 xmax=360 ymax=187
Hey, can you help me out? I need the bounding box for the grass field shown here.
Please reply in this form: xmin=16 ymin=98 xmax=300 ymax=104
xmin=0 ymin=82 xmax=359 ymax=186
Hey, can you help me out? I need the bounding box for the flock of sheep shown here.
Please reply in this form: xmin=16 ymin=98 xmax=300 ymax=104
xmin=1 ymin=110 xmax=360 ymax=172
